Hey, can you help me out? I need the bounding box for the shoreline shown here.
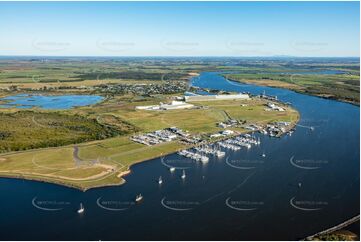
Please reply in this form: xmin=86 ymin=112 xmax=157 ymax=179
xmin=0 ymin=110 xmax=300 ymax=192
xmin=0 ymin=141 xmax=185 ymax=192
xmin=303 ymin=215 xmax=360 ymax=240
xmin=225 ymin=76 xmax=360 ymax=107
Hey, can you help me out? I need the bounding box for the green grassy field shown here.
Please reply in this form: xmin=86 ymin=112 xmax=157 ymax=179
xmin=0 ymin=59 xmax=193 ymax=87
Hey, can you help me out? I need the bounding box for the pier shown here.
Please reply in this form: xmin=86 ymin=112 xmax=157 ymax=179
xmin=194 ymin=145 xmax=225 ymax=157
xmin=177 ymin=150 xmax=209 ymax=163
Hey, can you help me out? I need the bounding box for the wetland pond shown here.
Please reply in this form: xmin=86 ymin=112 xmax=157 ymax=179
xmin=0 ymin=94 xmax=103 ymax=109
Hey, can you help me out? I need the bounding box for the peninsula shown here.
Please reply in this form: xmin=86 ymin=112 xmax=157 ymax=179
xmin=0 ymin=90 xmax=299 ymax=191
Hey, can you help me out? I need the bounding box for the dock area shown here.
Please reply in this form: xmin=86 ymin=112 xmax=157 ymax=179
xmin=177 ymin=134 xmax=262 ymax=163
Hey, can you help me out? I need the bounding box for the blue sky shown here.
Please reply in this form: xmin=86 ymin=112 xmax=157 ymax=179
xmin=0 ymin=1 xmax=359 ymax=57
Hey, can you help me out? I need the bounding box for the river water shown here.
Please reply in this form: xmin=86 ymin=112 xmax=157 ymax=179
xmin=0 ymin=72 xmax=359 ymax=240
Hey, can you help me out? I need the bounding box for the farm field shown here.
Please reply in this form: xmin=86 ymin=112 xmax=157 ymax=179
xmin=0 ymin=57 xmax=358 ymax=105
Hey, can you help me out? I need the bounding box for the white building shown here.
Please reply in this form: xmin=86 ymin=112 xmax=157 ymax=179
xmin=222 ymin=130 xmax=234 ymax=136
xmin=267 ymin=102 xmax=285 ymax=112
xmin=218 ymin=122 xmax=229 ymax=128
xmin=135 ymin=101 xmax=194 ymax=111
xmin=160 ymin=101 xmax=194 ymax=110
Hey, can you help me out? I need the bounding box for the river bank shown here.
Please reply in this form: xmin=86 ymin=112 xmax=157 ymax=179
xmin=224 ymin=75 xmax=360 ymax=106
xmin=304 ymin=215 xmax=360 ymax=241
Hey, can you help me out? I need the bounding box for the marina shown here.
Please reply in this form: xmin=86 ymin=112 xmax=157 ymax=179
xmin=177 ymin=133 xmax=263 ymax=164
xmin=194 ymin=145 xmax=225 ymax=157
xmin=0 ymin=72 xmax=359 ymax=240
xmin=177 ymin=150 xmax=209 ymax=163
xmin=217 ymin=141 xmax=241 ymax=151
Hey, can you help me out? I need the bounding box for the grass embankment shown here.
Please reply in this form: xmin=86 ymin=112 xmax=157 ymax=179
xmin=0 ymin=95 xmax=299 ymax=191
xmin=225 ymin=72 xmax=360 ymax=105
xmin=0 ymin=136 xmax=186 ymax=191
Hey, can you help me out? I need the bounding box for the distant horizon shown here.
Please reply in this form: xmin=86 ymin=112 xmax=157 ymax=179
xmin=0 ymin=55 xmax=359 ymax=59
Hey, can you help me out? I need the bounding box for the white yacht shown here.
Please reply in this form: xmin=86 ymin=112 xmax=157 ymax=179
xmin=77 ymin=203 xmax=84 ymax=214
xmin=158 ymin=176 xmax=163 ymax=184
xmin=201 ymin=156 xmax=209 ymax=163
xmin=135 ymin=194 xmax=143 ymax=202
xmin=216 ymin=150 xmax=225 ymax=157
xmin=181 ymin=170 xmax=186 ymax=179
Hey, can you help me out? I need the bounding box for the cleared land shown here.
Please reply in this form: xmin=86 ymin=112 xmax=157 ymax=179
xmin=0 ymin=59 xmax=192 ymax=89
xmin=0 ymin=94 xmax=299 ymax=191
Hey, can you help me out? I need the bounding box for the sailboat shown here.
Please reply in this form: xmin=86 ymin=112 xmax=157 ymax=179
xmin=169 ymin=167 xmax=175 ymax=172
xmin=181 ymin=170 xmax=186 ymax=179
xmin=77 ymin=203 xmax=84 ymax=214
xmin=158 ymin=176 xmax=163 ymax=184
xmin=135 ymin=194 xmax=143 ymax=202
xmin=201 ymin=155 xmax=209 ymax=163
xmin=216 ymin=150 xmax=225 ymax=157
xmin=261 ymin=153 xmax=266 ymax=157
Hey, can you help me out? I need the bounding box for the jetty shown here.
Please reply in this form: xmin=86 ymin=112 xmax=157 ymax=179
xmin=217 ymin=134 xmax=260 ymax=151
xmin=194 ymin=145 xmax=225 ymax=157
xmin=177 ymin=150 xmax=209 ymax=163
xmin=217 ymin=141 xmax=241 ymax=151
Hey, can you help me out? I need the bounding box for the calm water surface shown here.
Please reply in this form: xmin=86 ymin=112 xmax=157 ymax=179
xmin=0 ymin=72 xmax=359 ymax=240
xmin=0 ymin=94 xmax=103 ymax=109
